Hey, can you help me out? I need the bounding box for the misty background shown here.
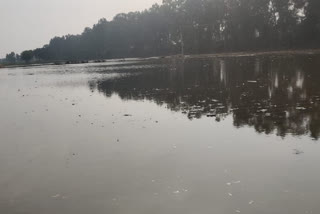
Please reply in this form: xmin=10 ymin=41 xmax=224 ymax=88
xmin=0 ymin=0 xmax=161 ymax=58
xmin=1 ymin=0 xmax=320 ymax=63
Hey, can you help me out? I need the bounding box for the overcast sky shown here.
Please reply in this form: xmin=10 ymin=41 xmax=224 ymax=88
xmin=0 ymin=0 xmax=162 ymax=58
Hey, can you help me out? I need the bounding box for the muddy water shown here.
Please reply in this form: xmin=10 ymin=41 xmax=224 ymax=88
xmin=0 ymin=55 xmax=320 ymax=214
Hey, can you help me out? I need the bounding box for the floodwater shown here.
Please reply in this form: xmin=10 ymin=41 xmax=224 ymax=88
xmin=0 ymin=54 xmax=320 ymax=214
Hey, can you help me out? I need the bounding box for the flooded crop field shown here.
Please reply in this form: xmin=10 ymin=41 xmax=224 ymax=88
xmin=1 ymin=54 xmax=320 ymax=214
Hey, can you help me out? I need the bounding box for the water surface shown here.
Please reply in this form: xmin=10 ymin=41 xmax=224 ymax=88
xmin=0 ymin=55 xmax=320 ymax=214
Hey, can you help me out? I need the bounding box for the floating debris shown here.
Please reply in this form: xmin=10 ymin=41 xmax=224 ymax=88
xmin=207 ymin=109 xmax=217 ymax=117
xmin=296 ymin=107 xmax=306 ymax=110
xmin=207 ymin=113 xmax=216 ymax=117
xmin=249 ymin=200 xmax=254 ymax=205
xmin=294 ymin=149 xmax=304 ymax=155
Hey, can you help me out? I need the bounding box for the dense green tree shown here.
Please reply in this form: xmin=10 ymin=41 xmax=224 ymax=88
xmin=9 ymin=0 xmax=320 ymax=62
xmin=5 ymin=52 xmax=16 ymax=63
xmin=21 ymin=50 xmax=34 ymax=63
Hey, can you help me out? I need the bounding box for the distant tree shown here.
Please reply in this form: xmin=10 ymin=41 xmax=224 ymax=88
xmin=16 ymin=0 xmax=320 ymax=61
xmin=21 ymin=50 xmax=34 ymax=63
xmin=15 ymin=53 xmax=20 ymax=62
xmin=5 ymin=52 xmax=16 ymax=63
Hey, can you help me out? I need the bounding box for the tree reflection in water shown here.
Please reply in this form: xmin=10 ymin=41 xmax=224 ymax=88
xmin=89 ymin=55 xmax=320 ymax=139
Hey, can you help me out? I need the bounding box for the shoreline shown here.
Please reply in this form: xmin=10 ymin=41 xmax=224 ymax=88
xmin=182 ymin=49 xmax=320 ymax=59
xmin=1 ymin=48 xmax=320 ymax=69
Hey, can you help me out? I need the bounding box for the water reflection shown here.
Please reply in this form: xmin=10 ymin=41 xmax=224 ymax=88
xmin=89 ymin=55 xmax=320 ymax=139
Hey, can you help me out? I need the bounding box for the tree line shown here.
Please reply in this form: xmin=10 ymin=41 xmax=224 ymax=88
xmin=4 ymin=0 xmax=320 ymax=62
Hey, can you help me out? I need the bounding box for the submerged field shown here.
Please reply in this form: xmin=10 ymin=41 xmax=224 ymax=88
xmin=0 ymin=54 xmax=320 ymax=214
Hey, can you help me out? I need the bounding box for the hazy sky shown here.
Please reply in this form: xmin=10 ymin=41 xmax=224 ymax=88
xmin=0 ymin=0 xmax=162 ymax=58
